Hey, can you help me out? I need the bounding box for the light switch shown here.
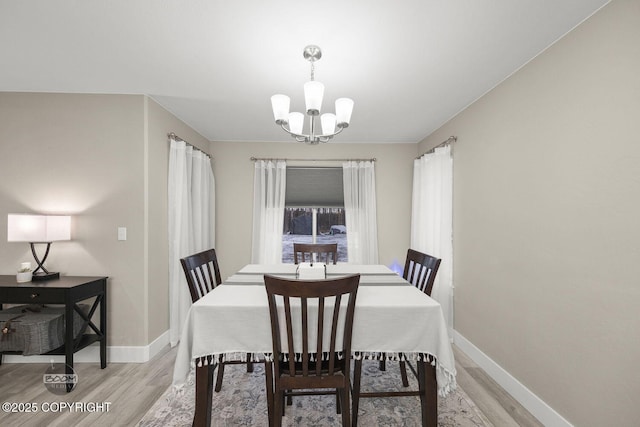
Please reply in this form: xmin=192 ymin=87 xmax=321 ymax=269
xmin=117 ymin=227 xmax=127 ymax=241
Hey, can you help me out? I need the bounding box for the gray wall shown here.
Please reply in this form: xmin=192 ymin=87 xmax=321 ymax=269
xmin=419 ymin=1 xmax=640 ymax=425
xmin=0 ymin=92 xmax=209 ymax=347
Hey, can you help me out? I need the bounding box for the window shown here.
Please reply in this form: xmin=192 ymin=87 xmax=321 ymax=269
xmin=282 ymin=167 xmax=347 ymax=263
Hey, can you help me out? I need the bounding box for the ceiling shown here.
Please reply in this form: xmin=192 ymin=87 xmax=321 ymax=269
xmin=0 ymin=0 xmax=609 ymax=144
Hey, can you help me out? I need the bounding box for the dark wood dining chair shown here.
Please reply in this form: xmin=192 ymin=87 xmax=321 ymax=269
xmin=293 ymin=242 xmax=338 ymax=264
xmin=180 ymin=248 xmax=223 ymax=303
xmin=379 ymin=248 xmax=442 ymax=385
xmin=403 ymin=248 xmax=442 ymax=297
xmin=263 ymin=273 xmax=360 ymax=427
xmin=180 ymin=248 xmax=253 ymax=392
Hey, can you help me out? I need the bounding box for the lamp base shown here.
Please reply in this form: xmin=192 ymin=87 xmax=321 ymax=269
xmin=32 ymin=271 xmax=60 ymax=281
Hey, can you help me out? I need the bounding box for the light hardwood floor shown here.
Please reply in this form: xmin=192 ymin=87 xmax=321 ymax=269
xmin=0 ymin=345 xmax=543 ymax=426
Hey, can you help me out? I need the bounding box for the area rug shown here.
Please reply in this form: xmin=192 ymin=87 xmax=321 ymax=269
xmin=138 ymin=361 xmax=491 ymax=426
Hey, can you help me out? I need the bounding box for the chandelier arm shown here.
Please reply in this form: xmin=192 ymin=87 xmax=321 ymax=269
xmin=318 ymin=125 xmax=345 ymax=139
xmin=280 ymin=123 xmax=310 ymax=140
xmin=279 ymin=117 xmax=344 ymax=142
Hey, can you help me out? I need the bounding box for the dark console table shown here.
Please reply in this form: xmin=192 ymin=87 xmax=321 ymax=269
xmin=0 ymin=276 xmax=108 ymax=379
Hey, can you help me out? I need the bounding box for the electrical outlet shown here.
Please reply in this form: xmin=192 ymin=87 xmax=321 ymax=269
xmin=117 ymin=227 xmax=127 ymax=241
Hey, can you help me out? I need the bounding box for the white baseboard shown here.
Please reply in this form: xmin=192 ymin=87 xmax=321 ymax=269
xmin=2 ymin=330 xmax=170 ymax=364
xmin=453 ymin=330 xmax=572 ymax=427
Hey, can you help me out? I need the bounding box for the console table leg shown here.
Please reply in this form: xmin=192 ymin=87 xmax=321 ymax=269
xmin=100 ymin=289 xmax=107 ymax=369
xmin=65 ymin=300 xmax=75 ymax=392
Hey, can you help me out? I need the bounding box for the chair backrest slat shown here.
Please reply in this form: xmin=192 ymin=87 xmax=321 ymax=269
xmin=316 ymin=297 xmax=324 ymax=376
xmin=328 ymin=294 xmax=342 ymax=374
xmin=403 ymin=249 xmax=441 ymax=297
xmin=301 ymin=297 xmax=309 ymax=376
xmin=283 ymin=296 xmax=296 ymax=376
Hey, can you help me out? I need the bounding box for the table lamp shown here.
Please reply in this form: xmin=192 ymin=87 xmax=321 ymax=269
xmin=7 ymin=214 xmax=71 ymax=281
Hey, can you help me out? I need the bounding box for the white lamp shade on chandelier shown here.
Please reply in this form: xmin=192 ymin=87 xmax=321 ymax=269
xmin=288 ymin=112 xmax=304 ymax=135
xmin=303 ymin=81 xmax=324 ymax=115
xmin=321 ymin=113 xmax=336 ymax=135
xmin=271 ymin=45 xmax=354 ymax=145
xmin=270 ymin=94 xmax=290 ymax=124
xmin=335 ymin=98 xmax=354 ymax=127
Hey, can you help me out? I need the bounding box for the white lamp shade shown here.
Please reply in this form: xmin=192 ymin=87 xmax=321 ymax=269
xmin=304 ymin=81 xmax=324 ymax=114
xmin=7 ymin=214 xmax=71 ymax=242
xmin=335 ymin=98 xmax=354 ymax=127
xmin=271 ymin=94 xmax=290 ymax=124
xmin=288 ymin=112 xmax=304 ymax=135
xmin=321 ymin=113 xmax=336 ymax=135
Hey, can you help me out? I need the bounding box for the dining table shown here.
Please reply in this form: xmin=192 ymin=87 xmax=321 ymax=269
xmin=172 ymin=263 xmax=457 ymax=427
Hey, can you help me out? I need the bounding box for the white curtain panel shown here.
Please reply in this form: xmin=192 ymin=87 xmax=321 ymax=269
xmin=411 ymin=145 xmax=453 ymax=336
xmin=343 ymin=161 xmax=379 ymax=264
xmin=251 ymin=160 xmax=287 ymax=264
xmin=168 ymin=139 xmax=215 ymax=347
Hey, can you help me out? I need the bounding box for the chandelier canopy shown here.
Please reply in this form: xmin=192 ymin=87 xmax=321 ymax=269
xmin=271 ymin=45 xmax=354 ymax=145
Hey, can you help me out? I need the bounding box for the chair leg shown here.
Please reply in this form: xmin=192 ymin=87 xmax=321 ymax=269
xmin=352 ymin=359 xmax=362 ymax=427
xmin=246 ymin=352 xmax=254 ymax=372
xmin=379 ymin=358 xmax=386 ymax=371
xmin=418 ymin=360 xmax=438 ymax=427
xmin=194 ymin=362 xmax=214 ymax=427
xmin=274 ymin=389 xmax=283 ymax=427
xmin=335 ymin=389 xmax=341 ymax=414
xmin=264 ymin=362 xmax=274 ymax=427
xmin=214 ymin=356 xmax=225 ymax=392
xmin=399 ymin=361 xmax=410 ymax=387
xmin=341 ymin=386 xmax=351 ymax=427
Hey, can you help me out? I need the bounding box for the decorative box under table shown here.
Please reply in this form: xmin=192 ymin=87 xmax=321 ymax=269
xmin=0 ymin=304 xmax=88 ymax=355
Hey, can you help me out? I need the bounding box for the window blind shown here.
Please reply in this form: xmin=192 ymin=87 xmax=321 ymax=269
xmin=285 ymin=167 xmax=344 ymax=207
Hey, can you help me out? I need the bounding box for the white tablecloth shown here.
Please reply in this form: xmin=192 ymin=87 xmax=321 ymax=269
xmin=173 ymin=264 xmax=457 ymax=396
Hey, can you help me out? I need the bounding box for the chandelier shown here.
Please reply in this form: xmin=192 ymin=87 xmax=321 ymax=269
xmin=271 ymin=45 xmax=354 ymax=145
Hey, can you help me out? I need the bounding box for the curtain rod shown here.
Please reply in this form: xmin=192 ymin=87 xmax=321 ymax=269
xmin=250 ymin=157 xmax=376 ymax=162
xmin=416 ymin=136 xmax=457 ymax=159
xmin=167 ymin=132 xmax=186 ymax=142
xmin=168 ymin=132 xmax=213 ymax=159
